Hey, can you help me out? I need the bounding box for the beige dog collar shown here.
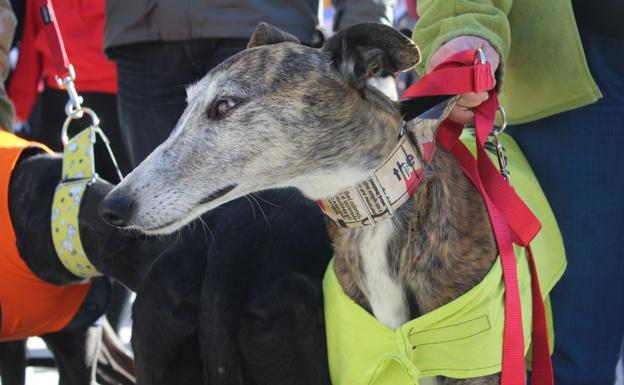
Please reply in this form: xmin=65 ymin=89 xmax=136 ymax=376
xmin=318 ymin=99 xmax=454 ymax=228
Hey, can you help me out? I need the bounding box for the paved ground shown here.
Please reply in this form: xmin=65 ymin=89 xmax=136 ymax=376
xmin=11 ymin=341 xmax=623 ymax=385
xmin=4 ymin=324 xmax=133 ymax=385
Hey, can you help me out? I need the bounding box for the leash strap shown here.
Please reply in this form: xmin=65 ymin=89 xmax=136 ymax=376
xmin=401 ymin=50 xmax=553 ymax=385
xmin=37 ymin=0 xmax=123 ymax=182
xmin=38 ymin=0 xmax=86 ymax=120
xmin=38 ymin=0 xmax=71 ymax=80
xmin=527 ymin=245 xmax=554 ymax=384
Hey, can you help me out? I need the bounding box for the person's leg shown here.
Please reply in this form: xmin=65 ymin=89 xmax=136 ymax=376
xmin=507 ymin=101 xmax=624 ymax=385
xmin=618 ymin=341 xmax=624 ymax=385
xmin=37 ymin=87 xmax=72 ymax=152
xmin=111 ymin=38 xmax=249 ymax=169
xmin=110 ymin=41 xmax=206 ymax=167
xmin=0 ymin=338 xmax=27 ymax=385
xmin=508 ymin=28 xmax=624 ymax=385
xmin=199 ymin=38 xmax=249 ymax=71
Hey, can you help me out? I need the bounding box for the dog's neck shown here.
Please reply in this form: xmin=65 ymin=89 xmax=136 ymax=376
xmin=331 ymin=123 xmax=497 ymax=329
xmin=8 ymin=153 xmax=163 ymax=289
xmin=8 ymin=153 xmax=78 ymax=285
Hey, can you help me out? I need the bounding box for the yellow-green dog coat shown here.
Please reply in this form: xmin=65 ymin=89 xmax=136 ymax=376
xmin=323 ymin=132 xmax=566 ymax=385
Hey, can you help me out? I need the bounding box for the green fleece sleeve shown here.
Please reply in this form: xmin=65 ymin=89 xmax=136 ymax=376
xmin=411 ymin=0 xmax=512 ymax=75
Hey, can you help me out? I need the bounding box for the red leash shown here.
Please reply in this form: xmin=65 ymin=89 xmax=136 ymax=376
xmin=37 ymin=0 xmax=86 ymax=120
xmin=401 ymin=50 xmax=553 ymax=385
xmin=37 ymin=0 xmax=71 ymax=80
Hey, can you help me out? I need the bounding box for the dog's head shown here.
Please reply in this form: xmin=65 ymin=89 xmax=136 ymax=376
xmin=100 ymin=23 xmax=420 ymax=234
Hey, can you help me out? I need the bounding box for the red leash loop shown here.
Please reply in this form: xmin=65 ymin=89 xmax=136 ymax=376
xmin=401 ymin=50 xmax=553 ymax=385
xmin=37 ymin=0 xmax=85 ymax=119
xmin=38 ymin=0 xmax=71 ymax=80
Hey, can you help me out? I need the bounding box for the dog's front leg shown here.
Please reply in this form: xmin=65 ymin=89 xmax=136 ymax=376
xmin=0 ymin=339 xmax=27 ymax=385
xmin=42 ymin=325 xmax=102 ymax=385
xmin=238 ymin=273 xmax=331 ymax=385
xmin=132 ymin=248 xmax=205 ymax=385
xmin=199 ymin=241 xmax=254 ymax=385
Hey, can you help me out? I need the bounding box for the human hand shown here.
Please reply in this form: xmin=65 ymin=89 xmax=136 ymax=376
xmin=427 ymin=36 xmax=500 ymax=125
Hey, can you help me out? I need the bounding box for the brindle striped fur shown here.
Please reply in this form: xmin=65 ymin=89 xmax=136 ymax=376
xmin=104 ymin=23 xmax=504 ymax=384
xmin=332 ymin=145 xmax=497 ymax=314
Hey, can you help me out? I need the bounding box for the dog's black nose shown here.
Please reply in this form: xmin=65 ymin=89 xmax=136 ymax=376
xmin=99 ymin=191 xmax=134 ymax=227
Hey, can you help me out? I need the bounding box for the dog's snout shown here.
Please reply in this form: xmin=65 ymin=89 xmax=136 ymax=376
xmin=99 ymin=190 xmax=135 ymax=228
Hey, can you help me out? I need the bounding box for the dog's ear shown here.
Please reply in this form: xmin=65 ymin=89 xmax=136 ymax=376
xmin=248 ymin=22 xmax=301 ymax=48
xmin=323 ymin=23 xmax=420 ymax=91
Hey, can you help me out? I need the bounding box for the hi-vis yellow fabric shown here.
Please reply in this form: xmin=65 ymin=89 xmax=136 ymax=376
xmin=51 ymin=127 xmax=100 ymax=279
xmin=324 ymin=132 xmax=566 ymax=385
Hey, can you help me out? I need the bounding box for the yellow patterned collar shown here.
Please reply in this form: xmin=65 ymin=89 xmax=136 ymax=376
xmin=51 ymin=112 xmax=122 ymax=279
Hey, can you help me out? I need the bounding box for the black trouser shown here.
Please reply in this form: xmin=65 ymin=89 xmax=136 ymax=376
xmin=32 ymin=87 xmax=130 ymax=182
xmin=109 ymin=39 xmax=249 ymax=167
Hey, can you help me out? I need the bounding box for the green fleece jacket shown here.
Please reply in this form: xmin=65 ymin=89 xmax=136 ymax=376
xmin=412 ymin=0 xmax=602 ymax=124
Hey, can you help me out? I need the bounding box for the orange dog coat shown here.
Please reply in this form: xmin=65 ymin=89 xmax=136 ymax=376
xmin=0 ymin=131 xmax=91 ymax=341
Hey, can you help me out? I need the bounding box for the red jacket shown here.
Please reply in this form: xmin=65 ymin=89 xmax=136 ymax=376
xmin=0 ymin=130 xmax=91 ymax=341
xmin=8 ymin=0 xmax=117 ymax=121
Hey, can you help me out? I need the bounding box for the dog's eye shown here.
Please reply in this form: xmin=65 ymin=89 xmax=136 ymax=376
xmin=209 ymin=98 xmax=237 ymax=120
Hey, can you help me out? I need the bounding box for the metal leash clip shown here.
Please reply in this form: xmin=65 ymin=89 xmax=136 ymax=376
xmin=474 ymin=48 xmax=510 ymax=182
xmin=474 ymin=47 xmax=487 ymax=65
xmin=492 ymin=105 xmax=510 ymax=181
xmin=61 ymin=108 xmax=124 ymax=182
xmin=56 ymin=62 xmax=123 ymax=182
xmin=55 ymin=64 xmax=85 ymax=119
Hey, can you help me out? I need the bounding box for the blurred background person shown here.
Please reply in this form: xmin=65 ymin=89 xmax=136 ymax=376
xmin=412 ymin=1 xmax=624 ymax=384
xmin=105 ymin=0 xmax=397 ymax=167
xmin=7 ymin=0 xmax=129 ymax=180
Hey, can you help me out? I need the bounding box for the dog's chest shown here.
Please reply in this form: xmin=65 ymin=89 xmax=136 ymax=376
xmin=357 ymin=222 xmax=410 ymax=330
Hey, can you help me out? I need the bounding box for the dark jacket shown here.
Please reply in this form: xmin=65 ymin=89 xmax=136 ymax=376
xmin=104 ymin=0 xmax=396 ymax=49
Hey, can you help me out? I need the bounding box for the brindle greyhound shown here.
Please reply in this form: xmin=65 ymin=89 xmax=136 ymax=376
xmin=100 ymin=23 xmax=500 ymax=385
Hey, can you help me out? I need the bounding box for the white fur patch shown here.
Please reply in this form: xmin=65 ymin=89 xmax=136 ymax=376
xmin=359 ymin=221 xmax=409 ymax=330
xmin=368 ymin=76 xmax=398 ymax=101
xmin=289 ymin=168 xmax=370 ymax=200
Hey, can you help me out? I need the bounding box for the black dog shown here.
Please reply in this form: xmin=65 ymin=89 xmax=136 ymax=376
xmin=3 ymin=150 xmax=333 ymax=385
xmin=132 ymin=188 xmax=333 ymax=385
xmin=1 ymin=150 xmax=165 ymax=385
